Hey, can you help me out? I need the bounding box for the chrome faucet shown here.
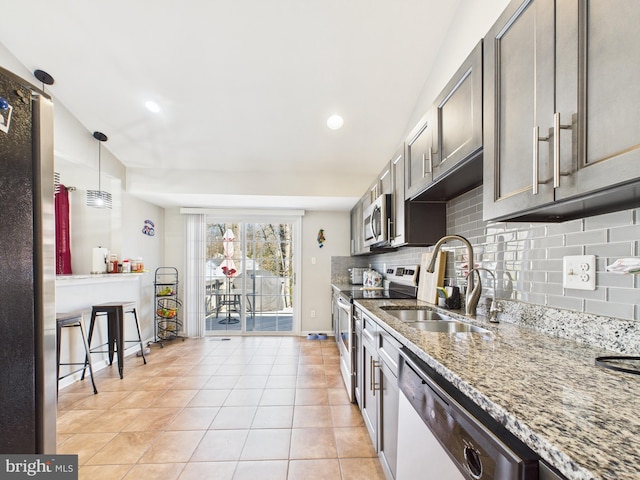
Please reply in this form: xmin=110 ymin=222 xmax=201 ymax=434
xmin=426 ymin=235 xmax=476 ymax=316
xmin=467 ymin=267 xmax=501 ymax=322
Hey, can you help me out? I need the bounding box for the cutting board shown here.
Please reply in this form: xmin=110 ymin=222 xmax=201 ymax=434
xmin=417 ymin=251 xmax=447 ymax=304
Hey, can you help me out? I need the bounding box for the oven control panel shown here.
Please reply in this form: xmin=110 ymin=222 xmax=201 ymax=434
xmin=386 ymin=265 xmax=420 ymax=286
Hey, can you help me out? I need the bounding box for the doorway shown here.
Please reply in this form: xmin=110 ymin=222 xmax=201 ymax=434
xmin=204 ymin=218 xmax=299 ymax=334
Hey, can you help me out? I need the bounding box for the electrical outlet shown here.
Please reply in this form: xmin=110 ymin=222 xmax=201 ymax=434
xmin=563 ymin=255 xmax=596 ymax=290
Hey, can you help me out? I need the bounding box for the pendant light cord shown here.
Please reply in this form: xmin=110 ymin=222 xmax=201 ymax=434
xmin=98 ymin=142 xmax=102 ymax=192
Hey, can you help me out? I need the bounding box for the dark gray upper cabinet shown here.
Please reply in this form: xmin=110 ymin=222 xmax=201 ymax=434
xmin=368 ymin=162 xmax=393 ymax=204
xmin=407 ymin=43 xmax=484 ymax=202
xmin=390 ymin=147 xmax=446 ymax=248
xmin=484 ymin=0 xmax=640 ymax=222
xmin=390 ymin=150 xmax=406 ymax=246
xmin=350 ymin=196 xmax=367 ymax=256
xmin=432 ymin=41 xmax=483 ymax=183
xmin=404 ymin=109 xmax=435 ymax=200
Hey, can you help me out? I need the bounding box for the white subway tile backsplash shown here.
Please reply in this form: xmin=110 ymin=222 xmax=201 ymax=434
xmin=547 ymin=245 xmax=583 ymax=258
xmin=547 ymin=219 xmax=583 ymax=236
xmin=607 ymin=287 xmax=640 ymax=305
xmin=598 ymin=272 xmax=634 ymax=289
xmin=608 ymin=224 xmax=640 ymax=243
xmin=547 ymin=271 xmax=563 ymax=284
xmin=584 ymin=210 xmax=633 ymax=230
xmin=530 ymin=235 xmax=564 ymax=249
xmin=526 ymin=248 xmax=548 ymax=260
xmin=530 ymin=259 xmax=562 ymax=272
xmin=547 ymin=295 xmax=583 ymax=311
xmin=564 ymin=287 xmax=606 ymax=301
xmin=584 ymin=299 xmax=634 ymax=320
xmin=520 ymin=292 xmax=546 ymax=304
xmin=585 ymin=242 xmax=633 ymax=258
xmin=565 ymin=230 xmax=607 ymax=246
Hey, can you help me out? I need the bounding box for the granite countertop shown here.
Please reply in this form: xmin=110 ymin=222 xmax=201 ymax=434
xmin=354 ymin=297 xmax=640 ymax=480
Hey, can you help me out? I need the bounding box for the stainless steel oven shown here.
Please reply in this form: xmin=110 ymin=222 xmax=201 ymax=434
xmin=334 ymin=264 xmax=421 ymax=404
xmin=363 ymin=194 xmax=391 ymax=247
xmin=335 ymin=292 xmax=354 ymax=400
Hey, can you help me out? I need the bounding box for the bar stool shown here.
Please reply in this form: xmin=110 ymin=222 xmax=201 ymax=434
xmin=56 ymin=312 xmax=97 ymax=395
xmin=83 ymin=302 xmax=146 ymax=379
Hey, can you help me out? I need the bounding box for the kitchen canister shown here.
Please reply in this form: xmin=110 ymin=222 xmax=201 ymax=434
xmin=363 ymin=269 xmax=383 ymax=287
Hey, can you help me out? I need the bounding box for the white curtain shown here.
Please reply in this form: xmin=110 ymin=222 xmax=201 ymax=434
xmin=184 ymin=214 xmax=206 ymax=337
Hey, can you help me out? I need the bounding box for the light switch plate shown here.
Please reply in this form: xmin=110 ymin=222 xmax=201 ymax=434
xmin=563 ymin=255 xmax=596 ymax=290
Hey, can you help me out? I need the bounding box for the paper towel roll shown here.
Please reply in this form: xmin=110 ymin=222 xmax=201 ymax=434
xmin=92 ymin=247 xmax=108 ymax=274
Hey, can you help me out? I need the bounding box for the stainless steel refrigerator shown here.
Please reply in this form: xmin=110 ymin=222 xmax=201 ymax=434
xmin=0 ymin=66 xmax=56 ymax=453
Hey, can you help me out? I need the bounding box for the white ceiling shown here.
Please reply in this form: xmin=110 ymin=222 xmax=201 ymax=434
xmin=0 ymin=0 xmax=463 ymax=210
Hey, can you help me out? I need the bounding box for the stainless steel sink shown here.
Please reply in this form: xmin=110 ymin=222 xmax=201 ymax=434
xmin=384 ymin=309 xmax=451 ymax=322
xmin=381 ymin=307 xmax=489 ymax=333
xmin=409 ymin=321 xmax=488 ymax=333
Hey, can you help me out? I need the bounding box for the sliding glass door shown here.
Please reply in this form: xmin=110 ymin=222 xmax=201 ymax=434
xmin=205 ymin=218 xmax=298 ymax=334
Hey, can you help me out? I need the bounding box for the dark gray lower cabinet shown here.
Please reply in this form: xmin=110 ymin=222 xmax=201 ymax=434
xmin=379 ymin=359 xmax=399 ymax=479
xmin=354 ymin=316 xmax=362 ymax=408
xmin=355 ymin=307 xmax=399 ymax=480
xmin=360 ymin=332 xmax=378 ymax=449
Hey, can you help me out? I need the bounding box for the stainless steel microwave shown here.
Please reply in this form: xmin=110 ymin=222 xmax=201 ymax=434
xmin=363 ymin=194 xmax=391 ymax=247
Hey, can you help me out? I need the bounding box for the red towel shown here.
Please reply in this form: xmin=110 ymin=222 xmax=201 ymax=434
xmin=55 ymin=184 xmax=72 ymax=274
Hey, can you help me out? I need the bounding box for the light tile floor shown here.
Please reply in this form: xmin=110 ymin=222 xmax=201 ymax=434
xmin=57 ymin=336 xmax=386 ymax=480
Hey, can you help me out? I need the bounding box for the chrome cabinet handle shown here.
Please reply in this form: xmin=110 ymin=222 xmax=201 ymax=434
xmin=553 ymin=112 xmax=572 ymax=189
xmin=533 ymin=126 xmax=550 ymax=195
xmin=533 ymin=126 xmax=539 ymax=195
xmin=421 ymin=149 xmax=433 ymax=179
xmin=553 ymin=113 xmax=561 ymax=188
xmin=370 ymin=356 xmax=381 ymax=395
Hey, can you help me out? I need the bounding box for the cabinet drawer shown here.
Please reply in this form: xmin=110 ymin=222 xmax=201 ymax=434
xmin=379 ymin=330 xmax=401 ymax=374
xmin=362 ymin=315 xmax=379 ymax=344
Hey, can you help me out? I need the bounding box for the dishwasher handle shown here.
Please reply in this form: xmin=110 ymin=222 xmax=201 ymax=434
xmin=336 ymin=295 xmax=351 ymax=313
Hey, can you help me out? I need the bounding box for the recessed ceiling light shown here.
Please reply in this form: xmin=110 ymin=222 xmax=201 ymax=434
xmin=327 ymin=114 xmax=344 ymax=130
xmin=145 ymin=100 xmax=160 ymax=113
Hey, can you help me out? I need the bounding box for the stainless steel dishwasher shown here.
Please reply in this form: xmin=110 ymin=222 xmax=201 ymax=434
xmin=397 ymin=348 xmax=543 ymax=480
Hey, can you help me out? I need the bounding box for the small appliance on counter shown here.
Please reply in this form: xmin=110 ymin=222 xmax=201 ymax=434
xmin=91 ymin=246 xmax=108 ymax=274
xmin=348 ymin=267 xmax=366 ymax=285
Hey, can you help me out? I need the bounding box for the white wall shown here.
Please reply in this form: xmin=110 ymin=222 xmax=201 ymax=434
xmin=405 ymin=0 xmax=511 ymax=135
xmin=301 ymin=211 xmax=351 ymax=334
xmin=120 ymin=193 xmax=164 ymax=340
xmin=163 ymin=208 xmax=186 ymax=286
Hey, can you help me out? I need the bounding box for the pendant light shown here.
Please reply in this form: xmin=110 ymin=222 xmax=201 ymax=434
xmin=33 ymin=69 xmax=55 ymax=91
xmin=86 ymin=131 xmax=112 ymax=209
